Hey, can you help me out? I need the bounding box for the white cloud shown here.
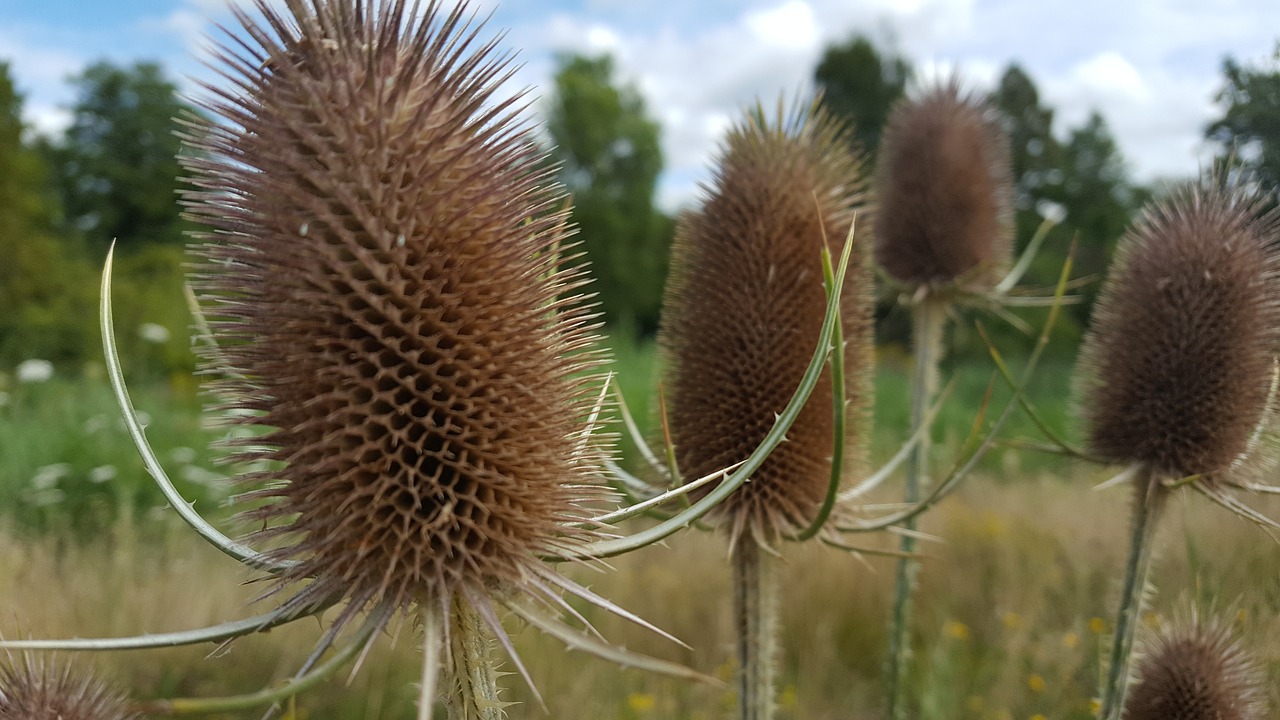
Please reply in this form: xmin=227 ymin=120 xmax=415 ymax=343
xmin=745 ymin=1 xmax=819 ymax=51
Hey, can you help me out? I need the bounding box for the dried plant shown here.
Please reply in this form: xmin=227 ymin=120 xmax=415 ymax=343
xmin=661 ymin=100 xmax=874 ymax=546
xmin=658 ymin=99 xmax=873 ymax=720
xmin=872 ymin=77 xmax=1030 ymax=720
xmin=1075 ymin=179 xmax=1280 ymax=720
xmin=2 ymin=2 xmax=856 ymax=715
xmin=1124 ymin=613 xmax=1264 ymax=720
xmin=0 ymin=655 xmax=137 ymax=720
xmin=875 ymin=79 xmax=1014 ymax=294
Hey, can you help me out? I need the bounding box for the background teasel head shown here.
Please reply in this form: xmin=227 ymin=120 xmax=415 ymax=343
xmin=1076 ymin=181 xmax=1280 ymax=488
xmin=658 ymin=99 xmax=874 ymax=543
xmin=1123 ymin=612 xmax=1264 ymax=720
xmin=181 ymin=0 xmax=611 ymax=633
xmin=874 ymin=79 xmax=1014 ymax=294
xmin=0 ymin=655 xmax=137 ymax=720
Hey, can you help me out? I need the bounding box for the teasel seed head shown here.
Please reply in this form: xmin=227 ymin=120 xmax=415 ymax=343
xmin=659 ymin=99 xmax=874 ymax=544
xmin=0 ymin=655 xmax=137 ymax=720
xmin=874 ymin=79 xmax=1014 ymax=293
xmin=1124 ymin=614 xmax=1263 ymax=720
xmin=181 ymin=0 xmax=610 ymax=625
xmin=1077 ymin=181 xmax=1280 ymax=483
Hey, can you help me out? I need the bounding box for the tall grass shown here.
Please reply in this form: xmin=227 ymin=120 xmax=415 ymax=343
xmin=2 ymin=473 xmax=1276 ymax=718
xmin=7 ymin=353 xmax=1272 ymax=718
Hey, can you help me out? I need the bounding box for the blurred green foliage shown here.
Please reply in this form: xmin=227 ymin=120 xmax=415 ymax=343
xmin=545 ymin=54 xmax=673 ymax=339
xmin=1208 ymin=44 xmax=1280 ymax=205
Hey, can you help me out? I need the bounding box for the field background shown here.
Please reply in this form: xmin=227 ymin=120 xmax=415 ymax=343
xmin=2 ymin=338 xmax=1277 ymax=720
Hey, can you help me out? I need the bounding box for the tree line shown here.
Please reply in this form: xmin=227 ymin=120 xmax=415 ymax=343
xmin=1 ymin=40 xmax=1277 ymax=373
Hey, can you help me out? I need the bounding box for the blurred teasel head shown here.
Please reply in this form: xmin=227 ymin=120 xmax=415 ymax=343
xmin=181 ymin=0 xmax=610 ymax=630
xmin=1077 ymin=181 xmax=1280 ymax=487
xmin=1124 ymin=614 xmax=1263 ymax=720
xmin=659 ymin=99 xmax=874 ymax=544
xmin=0 ymin=655 xmax=137 ymax=720
xmin=874 ymin=79 xmax=1013 ymax=294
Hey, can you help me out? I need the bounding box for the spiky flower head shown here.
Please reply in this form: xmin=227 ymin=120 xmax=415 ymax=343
xmin=659 ymin=100 xmax=874 ymax=543
xmin=182 ymin=0 xmax=609 ymax=625
xmin=1124 ymin=615 xmax=1263 ymax=720
xmin=1077 ymin=181 xmax=1280 ymax=483
xmin=874 ymin=79 xmax=1013 ymax=293
xmin=0 ymin=656 xmax=137 ymax=720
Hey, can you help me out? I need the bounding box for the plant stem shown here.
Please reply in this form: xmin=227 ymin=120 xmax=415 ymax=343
xmin=448 ymin=599 xmax=504 ymax=720
xmin=886 ymin=296 xmax=945 ymax=720
xmin=1099 ymin=468 xmax=1163 ymax=720
xmin=419 ymin=602 xmax=444 ymax=720
xmin=734 ymin=538 xmax=780 ymax=720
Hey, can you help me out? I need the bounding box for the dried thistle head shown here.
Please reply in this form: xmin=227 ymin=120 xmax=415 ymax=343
xmin=182 ymin=0 xmax=609 ymax=626
xmin=0 ymin=656 xmax=137 ymax=720
xmin=874 ymin=79 xmax=1013 ymax=293
xmin=659 ymin=100 xmax=874 ymax=543
xmin=1077 ymin=182 xmax=1280 ymax=482
xmin=1124 ymin=615 xmax=1263 ymax=720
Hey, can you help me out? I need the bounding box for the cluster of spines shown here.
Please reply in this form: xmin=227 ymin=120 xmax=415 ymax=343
xmin=180 ymin=0 xmax=611 ymax=625
xmin=874 ymin=79 xmax=1014 ymax=292
xmin=659 ymin=100 xmax=874 ymax=543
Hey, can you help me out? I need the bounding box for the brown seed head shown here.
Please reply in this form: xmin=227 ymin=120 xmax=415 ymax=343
xmin=874 ymin=79 xmax=1013 ymax=292
xmin=0 ymin=656 xmax=137 ymax=720
xmin=1077 ymin=182 xmax=1280 ymax=481
xmin=181 ymin=0 xmax=609 ymax=620
xmin=659 ymin=100 xmax=874 ymax=543
xmin=1124 ymin=615 xmax=1263 ymax=720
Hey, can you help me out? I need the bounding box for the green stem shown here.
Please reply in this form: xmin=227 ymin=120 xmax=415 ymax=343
xmin=734 ymin=538 xmax=779 ymax=720
xmin=1099 ymin=468 xmax=1163 ymax=720
xmin=419 ymin=602 xmax=444 ymax=720
xmin=886 ymin=296 xmax=945 ymax=720
xmin=448 ymin=598 xmax=504 ymax=720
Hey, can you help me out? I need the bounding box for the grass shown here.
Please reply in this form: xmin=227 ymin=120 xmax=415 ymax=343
xmin=1 ymin=476 xmax=1276 ymax=719
xmin=1 ymin=346 xmax=1275 ymax=718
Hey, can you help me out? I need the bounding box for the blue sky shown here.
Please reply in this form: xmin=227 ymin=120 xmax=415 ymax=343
xmin=2 ymin=0 xmax=1278 ymax=210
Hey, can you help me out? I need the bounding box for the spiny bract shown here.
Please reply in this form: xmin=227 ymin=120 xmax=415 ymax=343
xmin=1077 ymin=182 xmax=1280 ymax=482
xmin=1124 ymin=616 xmax=1263 ymax=720
xmin=659 ymin=101 xmax=874 ymax=543
xmin=0 ymin=656 xmax=137 ymax=720
xmin=874 ymin=79 xmax=1013 ymax=292
xmin=181 ymin=0 xmax=609 ymax=626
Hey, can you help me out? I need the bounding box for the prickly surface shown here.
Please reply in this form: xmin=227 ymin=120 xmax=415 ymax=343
xmin=1078 ymin=183 xmax=1280 ymax=481
xmin=875 ymin=80 xmax=1013 ymax=291
xmin=659 ymin=102 xmax=874 ymax=542
xmin=0 ymin=657 xmax=137 ymax=720
xmin=182 ymin=0 xmax=608 ymax=620
xmin=1125 ymin=617 xmax=1263 ymax=720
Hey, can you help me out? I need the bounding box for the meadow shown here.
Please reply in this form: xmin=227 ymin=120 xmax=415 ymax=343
xmin=2 ymin=338 xmax=1276 ymax=719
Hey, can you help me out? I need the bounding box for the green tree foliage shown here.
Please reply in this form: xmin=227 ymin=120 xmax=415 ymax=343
xmin=544 ymin=53 xmax=670 ymax=337
xmin=0 ymin=62 xmax=98 ymax=367
xmin=41 ymin=61 xmax=192 ymax=249
xmin=813 ymin=34 xmax=911 ymax=159
xmin=1207 ymin=45 xmax=1280 ymax=203
xmin=991 ymin=65 xmax=1145 ymax=329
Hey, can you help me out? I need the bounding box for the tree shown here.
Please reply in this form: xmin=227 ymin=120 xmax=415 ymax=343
xmin=1207 ymin=45 xmax=1280 ymax=204
xmin=989 ymin=66 xmax=1144 ymax=332
xmin=0 ymin=62 xmax=97 ymax=367
xmin=41 ymin=61 xmax=193 ymax=249
xmin=544 ymin=53 xmax=670 ymax=337
xmin=813 ymin=35 xmax=911 ymax=159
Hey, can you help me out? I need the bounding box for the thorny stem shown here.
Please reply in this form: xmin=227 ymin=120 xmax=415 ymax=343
xmin=1099 ymin=467 xmax=1163 ymax=720
xmin=734 ymin=538 xmax=779 ymax=720
xmin=449 ymin=598 xmax=504 ymax=720
xmin=886 ymin=295 xmax=945 ymax=720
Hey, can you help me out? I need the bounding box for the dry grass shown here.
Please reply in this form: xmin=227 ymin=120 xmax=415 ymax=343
xmin=2 ymin=471 xmax=1277 ymax=719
